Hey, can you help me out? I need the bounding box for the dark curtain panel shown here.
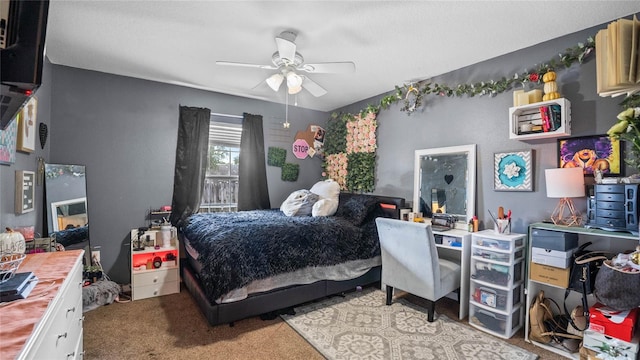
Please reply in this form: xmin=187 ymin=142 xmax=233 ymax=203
xmin=170 ymin=106 xmax=211 ymax=228
xmin=238 ymin=113 xmax=271 ymax=210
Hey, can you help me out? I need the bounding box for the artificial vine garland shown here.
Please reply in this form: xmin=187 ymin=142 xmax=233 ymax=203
xmin=372 ymin=36 xmax=597 ymax=115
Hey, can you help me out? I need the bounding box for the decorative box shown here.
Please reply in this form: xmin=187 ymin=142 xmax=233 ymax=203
xmin=531 ymin=247 xmax=576 ymax=268
xmin=529 ymin=262 xmax=570 ymax=288
xmin=530 ymin=229 xmax=578 ymax=251
xmin=583 ymin=329 xmax=639 ymax=359
xmin=589 ymin=303 xmax=639 ymax=343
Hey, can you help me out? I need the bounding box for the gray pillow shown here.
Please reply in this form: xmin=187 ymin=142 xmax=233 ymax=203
xmin=280 ymin=190 xmax=320 ymax=216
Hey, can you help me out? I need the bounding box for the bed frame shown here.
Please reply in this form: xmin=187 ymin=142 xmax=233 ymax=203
xmin=181 ymin=193 xmax=405 ymax=326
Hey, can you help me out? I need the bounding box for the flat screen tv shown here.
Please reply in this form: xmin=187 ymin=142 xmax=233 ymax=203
xmin=0 ymin=0 xmax=49 ymax=130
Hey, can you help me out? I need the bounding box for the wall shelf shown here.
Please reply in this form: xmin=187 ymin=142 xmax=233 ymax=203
xmin=509 ymin=98 xmax=571 ymax=140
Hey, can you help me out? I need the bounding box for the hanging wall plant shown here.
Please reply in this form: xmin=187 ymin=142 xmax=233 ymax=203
xmin=346 ymin=152 xmax=376 ymax=192
xmin=281 ymin=163 xmax=299 ymax=182
xmin=267 ymin=147 xmax=286 ymax=167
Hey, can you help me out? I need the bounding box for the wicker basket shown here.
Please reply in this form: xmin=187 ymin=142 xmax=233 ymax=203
xmin=0 ymin=253 xmax=26 ymax=283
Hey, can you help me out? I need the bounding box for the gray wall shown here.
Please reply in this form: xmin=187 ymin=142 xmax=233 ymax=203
xmin=336 ymin=24 xmax=626 ymax=235
xmin=45 ymin=65 xmax=328 ymax=283
xmin=0 ymin=60 xmax=52 ymax=237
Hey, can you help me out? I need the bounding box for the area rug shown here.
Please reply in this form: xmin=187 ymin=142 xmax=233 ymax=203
xmin=281 ymin=288 xmax=538 ymax=360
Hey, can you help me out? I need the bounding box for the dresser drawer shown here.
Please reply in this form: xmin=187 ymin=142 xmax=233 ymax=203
xmin=133 ymin=268 xmax=179 ymax=287
xmin=596 ymin=209 xmax=625 ymax=219
xmin=133 ymin=280 xmax=179 ymax=300
xmin=596 ymin=193 xmax=625 ymax=202
xmin=596 ymin=200 xmax=625 ymax=211
xmin=595 ymin=184 xmax=624 ymax=193
xmin=595 ymin=217 xmax=626 ymax=228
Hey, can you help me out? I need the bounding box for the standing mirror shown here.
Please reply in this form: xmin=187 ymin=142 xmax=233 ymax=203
xmin=45 ymin=164 xmax=91 ymax=263
xmin=413 ymin=144 xmax=476 ymax=230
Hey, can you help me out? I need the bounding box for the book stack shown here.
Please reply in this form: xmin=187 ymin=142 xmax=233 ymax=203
xmin=516 ymin=104 xmax=562 ymax=134
xmin=595 ymin=15 xmax=640 ymax=98
xmin=0 ymin=272 xmax=38 ymax=302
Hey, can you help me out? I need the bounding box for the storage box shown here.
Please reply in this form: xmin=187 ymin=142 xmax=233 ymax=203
xmin=589 ymin=303 xmax=639 ymax=343
xmin=531 ymin=229 xmax=578 ymax=251
xmin=529 ymin=262 xmax=570 ymax=288
xmin=583 ymin=329 xmax=640 ymax=359
xmin=531 ymin=247 xmax=576 ymax=268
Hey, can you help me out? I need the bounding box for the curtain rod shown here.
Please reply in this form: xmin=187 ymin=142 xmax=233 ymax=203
xmin=211 ymin=112 xmax=243 ymax=119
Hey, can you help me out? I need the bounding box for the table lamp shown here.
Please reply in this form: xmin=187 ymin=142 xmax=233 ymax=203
xmin=545 ymin=167 xmax=585 ymax=226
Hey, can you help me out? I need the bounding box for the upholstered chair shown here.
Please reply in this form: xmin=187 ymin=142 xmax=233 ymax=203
xmin=375 ymin=217 xmax=461 ymax=322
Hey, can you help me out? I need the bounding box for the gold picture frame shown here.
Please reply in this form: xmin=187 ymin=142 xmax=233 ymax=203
xmin=17 ymin=97 xmax=37 ymax=153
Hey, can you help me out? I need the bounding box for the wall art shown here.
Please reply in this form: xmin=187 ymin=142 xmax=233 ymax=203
xmin=494 ymin=149 xmax=534 ymax=191
xmin=17 ymin=96 xmax=37 ymax=153
xmin=15 ymin=170 xmax=36 ymax=214
xmin=0 ymin=117 xmax=18 ymax=165
xmin=557 ymin=135 xmax=622 ymax=176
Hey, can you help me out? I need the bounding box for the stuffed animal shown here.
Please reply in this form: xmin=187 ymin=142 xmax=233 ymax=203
xmin=309 ymin=179 xmax=340 ymax=217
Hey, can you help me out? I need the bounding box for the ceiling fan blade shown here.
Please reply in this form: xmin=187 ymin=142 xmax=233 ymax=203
xmin=300 ymin=62 xmax=355 ymax=74
xmin=215 ymin=61 xmax=277 ymax=70
xmin=302 ymin=77 xmax=327 ymax=97
xmin=275 ymin=31 xmax=297 ymax=64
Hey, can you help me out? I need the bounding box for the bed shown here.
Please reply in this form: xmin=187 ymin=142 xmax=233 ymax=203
xmin=180 ymin=192 xmax=405 ymax=326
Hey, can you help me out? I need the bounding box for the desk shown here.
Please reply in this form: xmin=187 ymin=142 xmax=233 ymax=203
xmin=432 ymin=227 xmax=471 ymax=320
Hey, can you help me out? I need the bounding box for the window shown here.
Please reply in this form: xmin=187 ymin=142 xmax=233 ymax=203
xmin=200 ymin=117 xmax=242 ymax=212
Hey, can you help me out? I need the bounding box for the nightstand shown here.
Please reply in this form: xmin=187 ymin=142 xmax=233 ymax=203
xmin=130 ymin=228 xmax=180 ymax=300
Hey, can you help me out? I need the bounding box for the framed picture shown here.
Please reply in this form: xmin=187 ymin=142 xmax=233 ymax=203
xmin=494 ymin=149 xmax=534 ymax=191
xmin=15 ymin=170 xmax=35 ymax=214
xmin=557 ymin=135 xmax=622 ymax=176
xmin=0 ymin=117 xmax=18 ymax=165
xmin=17 ymin=96 xmax=37 ymax=153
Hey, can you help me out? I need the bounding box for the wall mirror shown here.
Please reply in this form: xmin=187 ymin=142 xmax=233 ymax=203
xmin=45 ymin=163 xmax=91 ymax=263
xmin=413 ymin=144 xmax=476 ymax=230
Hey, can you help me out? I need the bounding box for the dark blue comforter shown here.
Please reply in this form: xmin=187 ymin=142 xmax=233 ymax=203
xmin=182 ymin=195 xmax=384 ymax=303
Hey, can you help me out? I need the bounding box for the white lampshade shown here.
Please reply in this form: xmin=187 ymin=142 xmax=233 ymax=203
xmin=545 ymin=167 xmax=585 ymax=198
xmin=288 ymin=85 xmax=302 ymax=94
xmin=266 ymin=73 xmax=284 ymax=91
xmin=286 ymin=72 xmax=303 ymax=88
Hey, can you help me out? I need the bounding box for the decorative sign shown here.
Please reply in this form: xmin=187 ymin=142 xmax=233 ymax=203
xmin=294 ymin=125 xmax=325 ymax=159
xmin=15 ymin=170 xmax=35 ymax=214
xmin=292 ymin=139 xmax=310 ymax=159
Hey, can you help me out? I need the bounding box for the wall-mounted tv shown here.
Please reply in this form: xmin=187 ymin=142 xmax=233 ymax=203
xmin=0 ymin=0 xmax=49 ymax=130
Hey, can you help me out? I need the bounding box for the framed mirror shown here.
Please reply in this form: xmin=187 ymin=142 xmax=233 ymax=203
xmin=413 ymin=144 xmax=476 ymax=229
xmin=45 ymin=163 xmax=91 ymax=263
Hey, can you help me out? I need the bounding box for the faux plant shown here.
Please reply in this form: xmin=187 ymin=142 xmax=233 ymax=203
xmin=346 ymin=152 xmax=376 ymax=192
xmin=267 ymin=147 xmax=286 ymax=167
xmin=281 ymin=163 xmax=299 ymax=182
xmin=324 ymin=112 xmax=348 ymax=155
xmin=607 ymin=107 xmax=640 ymax=173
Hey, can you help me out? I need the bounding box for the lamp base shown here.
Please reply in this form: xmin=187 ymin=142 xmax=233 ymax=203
xmin=550 ymin=198 xmax=582 ymax=226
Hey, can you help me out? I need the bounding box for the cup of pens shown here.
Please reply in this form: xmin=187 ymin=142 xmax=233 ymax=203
xmin=495 ymin=219 xmax=511 ymax=234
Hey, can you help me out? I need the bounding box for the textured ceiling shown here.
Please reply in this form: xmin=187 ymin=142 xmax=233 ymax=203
xmin=45 ymin=1 xmax=640 ymax=112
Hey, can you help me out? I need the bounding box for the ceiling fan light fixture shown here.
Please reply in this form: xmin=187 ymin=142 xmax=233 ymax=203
xmin=266 ymin=73 xmax=284 ymax=91
xmin=288 ymin=85 xmax=302 ymax=95
xmin=286 ymin=72 xmax=303 ymax=88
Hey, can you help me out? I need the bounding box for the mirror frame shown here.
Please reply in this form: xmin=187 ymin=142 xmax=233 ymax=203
xmin=50 ymin=197 xmax=88 ymax=232
xmin=413 ymin=144 xmax=476 ymax=229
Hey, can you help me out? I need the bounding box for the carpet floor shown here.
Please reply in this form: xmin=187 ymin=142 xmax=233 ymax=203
xmin=83 ymin=285 xmax=561 ymax=359
xmin=282 ymin=288 xmax=536 ymax=359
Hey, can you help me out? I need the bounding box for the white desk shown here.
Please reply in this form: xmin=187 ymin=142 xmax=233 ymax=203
xmin=432 ymin=227 xmax=472 ymax=320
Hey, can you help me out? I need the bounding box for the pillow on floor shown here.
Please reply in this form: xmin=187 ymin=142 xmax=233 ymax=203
xmin=280 ymin=190 xmax=320 ymax=216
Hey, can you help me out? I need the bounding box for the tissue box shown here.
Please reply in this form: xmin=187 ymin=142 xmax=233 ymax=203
xmin=589 ymin=303 xmax=639 ymax=342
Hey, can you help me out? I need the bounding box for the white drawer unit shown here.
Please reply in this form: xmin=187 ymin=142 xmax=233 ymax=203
xmin=9 ymin=250 xmax=85 ymax=360
xmin=130 ymin=228 xmax=180 ymax=301
xmin=469 ymin=230 xmax=526 ymax=339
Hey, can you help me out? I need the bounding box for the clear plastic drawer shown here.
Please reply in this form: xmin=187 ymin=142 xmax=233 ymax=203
xmin=470 ymin=281 xmax=522 ymax=311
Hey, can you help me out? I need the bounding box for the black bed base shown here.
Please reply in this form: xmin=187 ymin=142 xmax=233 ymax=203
xmin=183 ymin=263 xmax=381 ymax=326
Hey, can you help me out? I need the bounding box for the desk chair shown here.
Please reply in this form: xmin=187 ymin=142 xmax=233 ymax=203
xmin=375 ymin=217 xmax=461 ymax=322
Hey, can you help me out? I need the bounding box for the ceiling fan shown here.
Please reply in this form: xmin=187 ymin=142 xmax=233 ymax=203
xmin=215 ymin=31 xmax=355 ymax=97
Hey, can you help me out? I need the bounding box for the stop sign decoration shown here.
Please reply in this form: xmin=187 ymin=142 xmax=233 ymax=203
xmin=292 ymin=139 xmax=310 ymax=159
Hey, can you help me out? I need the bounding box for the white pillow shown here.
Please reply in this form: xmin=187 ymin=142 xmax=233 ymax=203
xmin=312 ymin=198 xmax=339 ymax=217
xmin=280 ymin=190 xmax=320 ymax=216
xmin=309 ymin=179 xmax=340 ymax=216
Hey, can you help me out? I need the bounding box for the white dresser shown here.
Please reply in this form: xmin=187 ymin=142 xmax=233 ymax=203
xmin=0 ymin=250 xmax=85 ymax=359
